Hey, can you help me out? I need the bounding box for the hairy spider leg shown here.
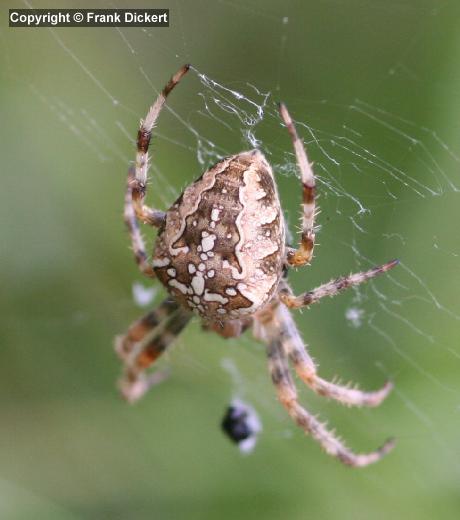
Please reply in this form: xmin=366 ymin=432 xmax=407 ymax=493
xmin=280 ymin=259 xmax=399 ymax=309
xmin=266 ymin=333 xmax=395 ymax=467
xmin=115 ymin=297 xmax=181 ymax=360
xmin=131 ymin=64 xmax=190 ymax=226
xmin=265 ymin=302 xmax=392 ymax=407
xmin=124 ymin=167 xmax=157 ymax=277
xmin=118 ymin=301 xmax=192 ymax=402
xmin=124 ymin=65 xmax=190 ymax=275
xmin=278 ymin=103 xmax=316 ymax=267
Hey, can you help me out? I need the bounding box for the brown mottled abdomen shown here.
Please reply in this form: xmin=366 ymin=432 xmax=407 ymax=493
xmin=153 ymin=150 xmax=285 ymax=321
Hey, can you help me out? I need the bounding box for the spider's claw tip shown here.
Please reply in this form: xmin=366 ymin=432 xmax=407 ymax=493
xmin=383 ymin=380 xmax=395 ymax=392
xmin=371 ymin=380 xmax=394 ymax=406
xmin=386 ymin=258 xmax=400 ymax=269
xmin=380 ymin=437 xmax=397 ymax=456
xmin=118 ymin=378 xmax=146 ymax=404
xmin=173 ymin=64 xmax=191 ymax=82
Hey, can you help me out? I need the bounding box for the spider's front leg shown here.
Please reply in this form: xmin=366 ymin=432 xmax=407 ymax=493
xmin=279 ymin=259 xmax=399 ymax=309
xmin=115 ymin=297 xmax=191 ymax=402
xmin=265 ymin=332 xmax=395 ymax=467
xmin=267 ymin=302 xmax=393 ymax=407
xmin=278 ymin=103 xmax=316 ymax=267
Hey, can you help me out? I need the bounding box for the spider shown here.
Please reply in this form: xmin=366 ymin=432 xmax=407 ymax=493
xmin=115 ymin=64 xmax=398 ymax=467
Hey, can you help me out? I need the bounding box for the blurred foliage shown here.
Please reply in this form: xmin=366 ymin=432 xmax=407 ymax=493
xmin=1 ymin=1 xmax=460 ymax=519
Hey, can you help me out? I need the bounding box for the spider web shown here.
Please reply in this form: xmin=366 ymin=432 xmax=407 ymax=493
xmin=3 ymin=0 xmax=460 ymax=515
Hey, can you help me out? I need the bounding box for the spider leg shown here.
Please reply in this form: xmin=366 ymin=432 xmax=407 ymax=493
xmin=280 ymin=259 xmax=399 ymax=309
xmin=266 ymin=335 xmax=395 ymax=467
xmin=257 ymin=302 xmax=392 ymax=407
xmin=125 ymin=167 xmax=160 ymax=277
xmin=278 ymin=103 xmax=316 ymax=267
xmin=124 ymin=65 xmax=190 ymax=275
xmin=116 ymin=298 xmax=192 ymax=402
xmin=115 ymin=297 xmax=180 ymax=361
xmin=132 ymin=64 xmax=190 ymax=225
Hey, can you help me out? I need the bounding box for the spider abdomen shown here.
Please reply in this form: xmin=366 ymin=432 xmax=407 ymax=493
xmin=153 ymin=150 xmax=285 ymax=320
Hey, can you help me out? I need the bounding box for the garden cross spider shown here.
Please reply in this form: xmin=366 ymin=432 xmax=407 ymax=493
xmin=115 ymin=64 xmax=398 ymax=467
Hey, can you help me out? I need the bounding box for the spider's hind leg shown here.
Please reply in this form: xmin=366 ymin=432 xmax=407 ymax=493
xmin=132 ymin=64 xmax=190 ymax=225
xmin=125 ymin=64 xmax=190 ymax=276
xmin=278 ymin=103 xmax=316 ymax=268
xmin=124 ymin=167 xmax=164 ymax=278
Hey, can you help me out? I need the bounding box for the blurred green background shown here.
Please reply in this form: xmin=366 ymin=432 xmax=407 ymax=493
xmin=2 ymin=1 xmax=460 ymax=518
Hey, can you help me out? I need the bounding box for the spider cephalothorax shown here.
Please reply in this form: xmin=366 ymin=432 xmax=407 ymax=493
xmin=115 ymin=64 xmax=398 ymax=467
